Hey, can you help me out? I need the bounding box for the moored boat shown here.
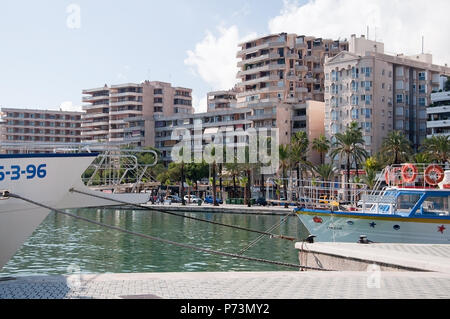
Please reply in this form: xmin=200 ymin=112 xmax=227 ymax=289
xmin=294 ymin=164 xmax=450 ymax=244
xmin=0 ymin=152 xmax=151 ymax=269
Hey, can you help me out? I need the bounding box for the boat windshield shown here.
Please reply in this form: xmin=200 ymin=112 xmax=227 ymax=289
xmin=395 ymin=193 xmax=422 ymax=214
xmin=416 ymin=195 xmax=450 ymax=217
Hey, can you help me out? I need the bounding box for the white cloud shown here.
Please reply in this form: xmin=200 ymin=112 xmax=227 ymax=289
xmin=269 ymin=0 xmax=450 ymax=65
xmin=59 ymin=101 xmax=82 ymax=112
xmin=185 ymin=25 xmax=257 ymax=92
xmin=192 ymin=94 xmax=208 ymax=113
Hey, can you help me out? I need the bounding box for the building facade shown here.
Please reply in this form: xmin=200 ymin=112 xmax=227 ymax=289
xmin=0 ymin=108 xmax=83 ymax=153
xmin=236 ymin=32 xmax=348 ymax=145
xmin=207 ymin=88 xmax=239 ymax=112
xmin=324 ymin=35 xmax=450 ymax=158
xmin=82 ymin=81 xmax=193 ymax=147
xmin=427 ymin=91 xmax=450 ymax=138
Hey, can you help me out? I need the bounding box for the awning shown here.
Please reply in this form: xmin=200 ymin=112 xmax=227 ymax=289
xmin=204 ymin=127 xmax=219 ymax=135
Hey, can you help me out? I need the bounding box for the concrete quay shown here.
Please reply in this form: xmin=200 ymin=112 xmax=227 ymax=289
xmin=141 ymin=202 xmax=294 ymax=216
xmin=295 ymin=242 xmax=450 ymax=273
xmin=1 ymin=271 xmax=450 ymax=299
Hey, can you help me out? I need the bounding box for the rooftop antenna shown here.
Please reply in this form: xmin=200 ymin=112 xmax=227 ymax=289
xmin=367 ymin=26 xmax=369 ymax=40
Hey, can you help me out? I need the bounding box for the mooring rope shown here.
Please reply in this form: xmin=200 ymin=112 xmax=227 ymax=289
xmin=3 ymin=191 xmax=329 ymax=271
xmin=238 ymin=212 xmax=294 ymax=255
xmin=70 ymin=188 xmax=297 ymax=242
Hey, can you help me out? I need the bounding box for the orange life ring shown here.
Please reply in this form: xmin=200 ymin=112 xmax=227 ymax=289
xmin=385 ymin=167 xmax=402 ymax=185
xmin=424 ymin=165 xmax=445 ymax=185
xmin=401 ymin=164 xmax=418 ymax=183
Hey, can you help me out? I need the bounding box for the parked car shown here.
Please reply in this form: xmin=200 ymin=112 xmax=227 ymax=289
xmin=184 ymin=195 xmax=202 ymax=203
xmin=166 ymin=195 xmax=182 ymax=203
xmin=255 ymin=197 xmax=268 ymax=206
xmin=204 ymin=196 xmax=223 ymax=204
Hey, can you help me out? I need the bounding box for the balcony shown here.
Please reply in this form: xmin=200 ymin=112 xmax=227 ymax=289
xmin=82 ymin=113 xmax=109 ymax=120
xmin=304 ymin=77 xmax=319 ymax=84
xmin=295 ymin=87 xmax=308 ymax=93
xmin=83 ymin=129 xmax=109 ymax=136
xmin=82 ymin=95 xmax=109 ymax=102
xmin=237 ymin=53 xmax=281 ymax=67
xmin=110 ymin=91 xmax=142 ymax=98
xmin=295 ymin=41 xmax=307 ymax=49
xmin=304 ymin=55 xmax=320 ymax=63
xmin=110 ymin=100 xmax=142 ymax=107
xmin=81 ymin=121 xmax=109 ymax=128
xmin=427 ymin=120 xmax=450 ymax=128
xmin=247 ymin=113 xmax=275 ymax=121
xmin=109 ymin=128 xmax=125 ymax=134
xmin=109 ymin=109 xmax=142 ymax=116
xmin=313 ymin=67 xmax=324 ymax=73
xmin=82 ymin=103 xmax=109 ymax=111
xmin=295 ymin=65 xmax=308 ymax=72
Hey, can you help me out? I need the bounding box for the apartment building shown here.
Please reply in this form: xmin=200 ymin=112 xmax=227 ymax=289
xmin=0 ymin=107 xmax=83 ymax=153
xmin=154 ymin=107 xmax=252 ymax=165
xmin=154 ymin=100 xmax=324 ymax=166
xmin=207 ymin=87 xmax=239 ymax=112
xmin=427 ymin=91 xmax=450 ymax=138
xmin=236 ymin=32 xmax=348 ymax=145
xmin=324 ymin=35 xmax=450 ymax=157
xmin=82 ymin=81 xmax=193 ymax=147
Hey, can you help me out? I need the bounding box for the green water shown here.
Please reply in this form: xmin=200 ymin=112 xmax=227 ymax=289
xmin=0 ymin=209 xmax=308 ymax=276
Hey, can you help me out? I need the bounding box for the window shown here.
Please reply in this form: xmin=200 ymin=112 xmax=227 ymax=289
xmin=419 ymin=72 xmax=426 ymax=81
xmin=396 ymin=94 xmax=403 ymax=103
xmin=419 ymin=196 xmax=449 ymax=216
xmin=396 ymin=194 xmax=421 ymax=213
xmin=396 ymin=107 xmax=404 ymax=116
xmin=419 ymin=97 xmax=426 ymax=107
xmin=351 ymin=108 xmax=359 ymax=120
xmin=419 ymin=84 xmax=426 ymax=94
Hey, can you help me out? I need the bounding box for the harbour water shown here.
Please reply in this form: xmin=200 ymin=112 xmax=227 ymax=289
xmin=0 ymin=208 xmax=307 ymax=277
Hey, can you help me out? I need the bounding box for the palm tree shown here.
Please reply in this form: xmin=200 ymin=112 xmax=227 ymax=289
xmin=421 ymin=135 xmax=450 ymax=164
xmin=278 ymin=145 xmax=290 ymax=200
xmin=348 ymin=122 xmax=367 ymax=179
xmin=330 ymin=128 xmax=367 ymax=184
xmin=381 ymin=131 xmax=412 ymax=165
xmin=312 ymin=163 xmax=337 ymax=182
xmin=224 ymin=161 xmax=240 ymax=199
xmin=311 ymin=135 xmax=330 ymax=165
xmin=362 ymin=168 xmax=378 ymax=190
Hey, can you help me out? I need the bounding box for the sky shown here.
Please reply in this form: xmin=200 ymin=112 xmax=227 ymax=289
xmin=1 ymin=0 xmax=449 ymax=113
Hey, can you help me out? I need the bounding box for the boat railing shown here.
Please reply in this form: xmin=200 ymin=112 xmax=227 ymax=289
xmin=382 ymin=163 xmax=450 ymax=189
xmin=267 ymin=177 xmax=368 ymax=209
xmin=80 ymin=149 xmax=159 ymax=193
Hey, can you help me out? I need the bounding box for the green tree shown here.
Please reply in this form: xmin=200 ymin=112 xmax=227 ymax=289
xmin=278 ymin=145 xmax=290 ymax=200
xmin=381 ymin=131 xmax=412 ymax=165
xmin=330 ymin=125 xmax=367 ymax=184
xmin=312 ymin=163 xmax=337 ymax=182
xmin=421 ymin=135 xmax=450 ymax=163
xmin=311 ymin=134 xmax=330 ymax=165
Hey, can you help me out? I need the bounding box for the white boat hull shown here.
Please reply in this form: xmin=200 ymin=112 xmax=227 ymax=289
xmin=297 ymin=211 xmax=450 ymax=244
xmin=0 ymin=154 xmax=150 ymax=269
